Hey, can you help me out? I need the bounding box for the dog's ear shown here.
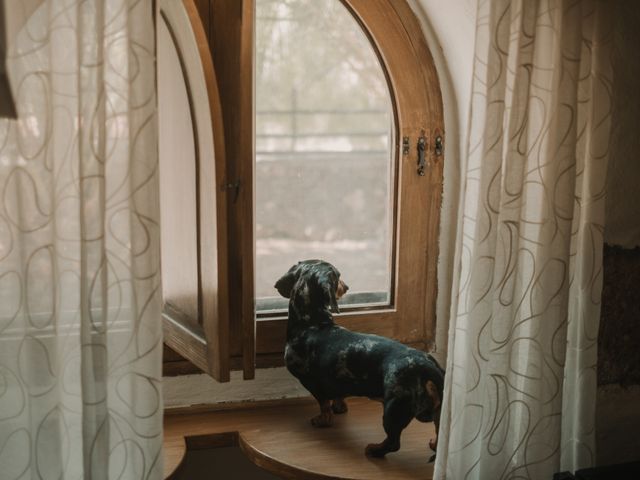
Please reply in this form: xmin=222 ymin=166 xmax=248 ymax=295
xmin=322 ymin=282 xmax=340 ymax=314
xmin=274 ymin=266 xmax=298 ymax=298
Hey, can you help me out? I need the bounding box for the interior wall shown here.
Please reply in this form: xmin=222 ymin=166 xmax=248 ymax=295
xmin=597 ymin=244 xmax=640 ymax=465
xmin=595 ymin=0 xmax=640 ymax=465
xmin=164 ymin=1 xmax=640 ymax=467
xmin=164 ymin=0 xmax=476 ymax=405
xmin=164 ymin=367 xmax=307 ymax=407
xmin=408 ymin=0 xmax=477 ymax=360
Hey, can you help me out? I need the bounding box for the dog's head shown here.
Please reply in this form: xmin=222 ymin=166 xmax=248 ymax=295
xmin=275 ymin=260 xmax=349 ymax=313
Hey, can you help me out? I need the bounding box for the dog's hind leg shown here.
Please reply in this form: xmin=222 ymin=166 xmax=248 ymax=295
xmin=428 ymin=402 xmax=441 ymax=461
xmin=331 ymin=398 xmax=348 ymax=414
xmin=365 ymin=396 xmax=413 ymax=458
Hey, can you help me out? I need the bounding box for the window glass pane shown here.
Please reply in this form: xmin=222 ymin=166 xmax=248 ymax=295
xmin=255 ymin=0 xmax=394 ymax=312
xmin=158 ymin=17 xmax=200 ymax=323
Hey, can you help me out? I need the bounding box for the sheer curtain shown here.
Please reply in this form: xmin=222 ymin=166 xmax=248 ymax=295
xmin=0 ymin=1 xmax=162 ymax=478
xmin=435 ymin=1 xmax=613 ymax=479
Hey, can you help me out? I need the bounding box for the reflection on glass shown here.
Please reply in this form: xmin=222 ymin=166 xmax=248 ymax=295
xmin=255 ymin=0 xmax=394 ymax=312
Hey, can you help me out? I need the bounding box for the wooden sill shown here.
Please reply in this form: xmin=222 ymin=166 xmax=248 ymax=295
xmin=164 ymin=397 xmax=436 ymax=480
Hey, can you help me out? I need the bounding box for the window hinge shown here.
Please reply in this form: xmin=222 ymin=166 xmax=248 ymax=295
xmin=402 ymin=136 xmax=410 ymax=156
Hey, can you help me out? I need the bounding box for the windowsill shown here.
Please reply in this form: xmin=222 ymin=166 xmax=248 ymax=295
xmin=164 ymin=397 xmax=436 ymax=480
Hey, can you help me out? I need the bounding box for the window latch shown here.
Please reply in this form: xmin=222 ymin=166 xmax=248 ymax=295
xmin=224 ymin=180 xmax=241 ymax=203
xmin=417 ymin=132 xmax=427 ymax=176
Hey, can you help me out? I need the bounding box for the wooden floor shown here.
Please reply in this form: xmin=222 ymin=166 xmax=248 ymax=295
xmin=164 ymin=397 xmax=436 ymax=480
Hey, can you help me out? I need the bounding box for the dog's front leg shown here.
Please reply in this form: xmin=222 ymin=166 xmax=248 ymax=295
xmin=331 ymin=398 xmax=348 ymax=414
xmin=310 ymin=399 xmax=334 ymax=428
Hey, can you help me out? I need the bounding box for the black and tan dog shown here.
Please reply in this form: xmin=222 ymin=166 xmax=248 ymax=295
xmin=275 ymin=259 xmax=445 ymax=459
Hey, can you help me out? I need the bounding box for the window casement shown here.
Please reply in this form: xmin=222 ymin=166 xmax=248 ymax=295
xmin=158 ymin=0 xmax=444 ymax=382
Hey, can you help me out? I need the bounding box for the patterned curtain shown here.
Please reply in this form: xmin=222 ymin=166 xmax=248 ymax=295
xmin=435 ymin=1 xmax=613 ymax=479
xmin=0 ymin=1 xmax=162 ymax=479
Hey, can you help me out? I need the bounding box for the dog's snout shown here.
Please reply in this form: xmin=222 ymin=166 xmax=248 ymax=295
xmin=336 ymin=280 xmax=349 ymax=299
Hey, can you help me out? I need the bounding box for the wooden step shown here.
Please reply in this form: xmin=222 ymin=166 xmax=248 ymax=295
xmin=164 ymin=397 xmax=437 ymax=479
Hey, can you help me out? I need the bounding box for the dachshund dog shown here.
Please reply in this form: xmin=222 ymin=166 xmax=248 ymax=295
xmin=275 ymin=260 xmax=445 ymax=459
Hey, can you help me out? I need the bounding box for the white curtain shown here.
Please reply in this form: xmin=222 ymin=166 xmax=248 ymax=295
xmin=435 ymin=1 xmax=613 ymax=479
xmin=0 ymin=1 xmax=162 ymax=479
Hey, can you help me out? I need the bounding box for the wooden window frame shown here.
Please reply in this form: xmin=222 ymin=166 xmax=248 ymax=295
xmin=158 ymin=0 xmax=230 ymax=381
xmin=159 ymin=0 xmax=444 ymax=381
xmin=243 ymin=0 xmax=445 ymax=369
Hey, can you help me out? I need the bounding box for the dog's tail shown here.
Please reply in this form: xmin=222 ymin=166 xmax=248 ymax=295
xmin=415 ymin=379 xmax=441 ymax=422
xmin=415 ymin=354 xmax=445 ymax=423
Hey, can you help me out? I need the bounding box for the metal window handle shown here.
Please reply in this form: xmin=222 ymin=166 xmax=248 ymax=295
xmin=417 ymin=134 xmax=427 ymax=176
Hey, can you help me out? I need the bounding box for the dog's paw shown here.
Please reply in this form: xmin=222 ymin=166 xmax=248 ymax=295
xmin=310 ymin=413 xmax=333 ymax=428
xmin=365 ymin=443 xmax=388 ymax=458
xmin=331 ymin=399 xmax=348 ymax=414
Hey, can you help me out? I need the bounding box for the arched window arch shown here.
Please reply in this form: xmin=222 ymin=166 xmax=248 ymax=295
xmin=158 ymin=0 xmax=444 ymax=382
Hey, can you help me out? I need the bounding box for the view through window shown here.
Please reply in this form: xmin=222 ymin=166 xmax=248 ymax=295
xmin=255 ymin=0 xmax=395 ymax=312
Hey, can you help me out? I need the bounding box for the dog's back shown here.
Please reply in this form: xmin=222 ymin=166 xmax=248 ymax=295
xmin=287 ymin=325 xmax=443 ymax=411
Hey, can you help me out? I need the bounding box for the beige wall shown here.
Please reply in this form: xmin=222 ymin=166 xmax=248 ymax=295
xmin=596 ymin=0 xmax=640 ymax=466
xmin=408 ymin=0 xmax=477 ymax=359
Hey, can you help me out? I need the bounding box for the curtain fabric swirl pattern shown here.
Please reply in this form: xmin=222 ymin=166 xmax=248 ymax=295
xmin=0 ymin=1 xmax=162 ymax=478
xmin=435 ymin=1 xmax=613 ymax=479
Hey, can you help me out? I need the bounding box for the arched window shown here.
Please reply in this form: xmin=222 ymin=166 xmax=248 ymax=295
xmin=158 ymin=0 xmax=444 ymax=381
